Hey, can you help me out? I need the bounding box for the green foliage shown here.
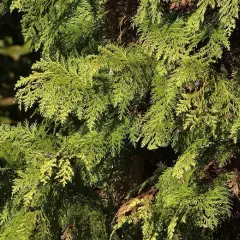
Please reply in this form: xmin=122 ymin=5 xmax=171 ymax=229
xmin=152 ymin=169 xmax=231 ymax=240
xmin=0 ymin=0 xmax=240 ymax=239
xmin=112 ymin=143 xmax=232 ymax=240
xmin=0 ymin=123 xmax=112 ymax=239
xmin=0 ymin=0 xmax=11 ymax=16
xmin=138 ymin=0 xmax=240 ymax=150
xmin=15 ymin=45 xmax=153 ymax=124
xmin=11 ymin=0 xmax=105 ymax=56
xmin=59 ymin=203 xmax=108 ymax=240
xmin=0 ymin=209 xmax=49 ymax=240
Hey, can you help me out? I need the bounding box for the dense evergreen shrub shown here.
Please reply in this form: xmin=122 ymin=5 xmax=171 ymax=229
xmin=1 ymin=0 xmax=240 ymax=239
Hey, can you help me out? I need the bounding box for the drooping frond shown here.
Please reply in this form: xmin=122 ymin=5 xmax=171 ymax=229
xmin=11 ymin=0 xmax=105 ymax=55
xmin=16 ymin=45 xmax=154 ymax=125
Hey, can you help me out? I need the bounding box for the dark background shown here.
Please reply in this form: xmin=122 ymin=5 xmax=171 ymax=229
xmin=0 ymin=10 xmax=39 ymax=124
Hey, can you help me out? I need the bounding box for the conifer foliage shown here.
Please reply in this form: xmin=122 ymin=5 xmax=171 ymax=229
xmin=1 ymin=0 xmax=240 ymax=239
